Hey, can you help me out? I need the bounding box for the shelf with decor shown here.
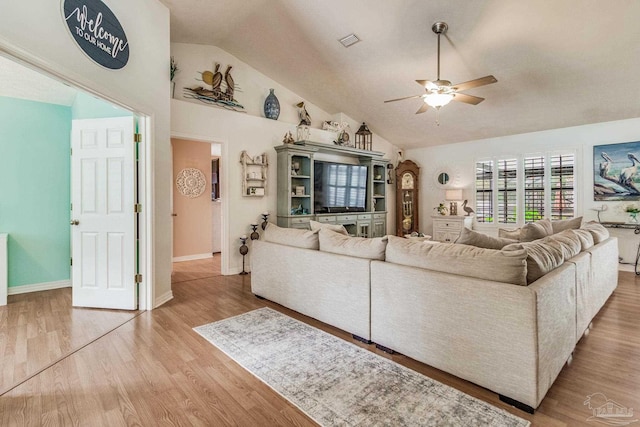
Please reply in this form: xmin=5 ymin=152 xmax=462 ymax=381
xmin=240 ymin=151 xmax=268 ymax=197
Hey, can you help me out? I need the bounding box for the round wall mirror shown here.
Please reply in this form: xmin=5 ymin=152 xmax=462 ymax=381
xmin=437 ymin=172 xmax=450 ymax=185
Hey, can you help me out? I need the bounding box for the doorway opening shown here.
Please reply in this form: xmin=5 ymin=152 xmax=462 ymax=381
xmin=171 ymin=138 xmax=224 ymax=279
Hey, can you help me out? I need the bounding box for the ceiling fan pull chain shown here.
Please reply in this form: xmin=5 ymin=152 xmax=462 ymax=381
xmin=435 ymin=107 xmax=441 ymax=126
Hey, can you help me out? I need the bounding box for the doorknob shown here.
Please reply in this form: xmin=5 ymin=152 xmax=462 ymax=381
xmin=70 ymin=220 xmax=80 ymax=226
xmin=171 ymin=213 xmax=177 ymax=217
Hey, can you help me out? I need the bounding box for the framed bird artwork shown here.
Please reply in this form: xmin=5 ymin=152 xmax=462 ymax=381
xmin=594 ymin=141 xmax=640 ymax=201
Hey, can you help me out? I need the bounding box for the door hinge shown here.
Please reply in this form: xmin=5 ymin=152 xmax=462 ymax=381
xmin=134 ymin=133 xmax=142 ymax=143
xmin=70 ymin=257 xmax=73 ymax=266
xmin=134 ymin=203 xmax=142 ymax=213
xmin=135 ymin=274 xmax=143 ymax=283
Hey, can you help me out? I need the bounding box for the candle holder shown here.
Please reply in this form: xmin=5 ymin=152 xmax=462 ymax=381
xmin=239 ymin=236 xmax=249 ymax=275
xmin=261 ymin=212 xmax=270 ymax=230
xmin=250 ymin=224 xmax=260 ymax=240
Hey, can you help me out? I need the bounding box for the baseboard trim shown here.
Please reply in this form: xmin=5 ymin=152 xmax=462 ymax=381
xmin=8 ymin=280 xmax=71 ymax=295
xmin=172 ymin=253 xmax=213 ymax=262
xmin=154 ymin=290 xmax=174 ymax=308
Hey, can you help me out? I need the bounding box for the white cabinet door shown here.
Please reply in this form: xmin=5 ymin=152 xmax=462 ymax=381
xmin=71 ymin=118 xmax=137 ymax=309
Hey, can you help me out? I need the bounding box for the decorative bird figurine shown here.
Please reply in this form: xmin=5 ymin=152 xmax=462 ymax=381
xmin=211 ymin=63 xmax=222 ymax=91
xmin=619 ymin=153 xmax=640 ymax=186
xmin=224 ymin=65 xmax=234 ymax=98
xmin=462 ymin=200 xmax=475 ymax=216
xmin=296 ymin=101 xmax=311 ymax=126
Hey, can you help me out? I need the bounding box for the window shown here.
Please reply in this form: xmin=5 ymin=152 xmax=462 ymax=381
xmin=497 ymin=159 xmax=517 ymax=223
xmin=475 ymin=160 xmax=493 ymax=223
xmin=475 ymin=152 xmax=576 ymax=224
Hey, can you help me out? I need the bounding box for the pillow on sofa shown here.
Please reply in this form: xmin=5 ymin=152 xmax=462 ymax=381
xmin=551 ymin=216 xmax=583 ymax=234
xmin=503 ymin=230 xmax=581 ymax=284
xmin=309 ymin=220 xmax=348 ymax=236
xmin=318 ymin=229 xmax=388 ymax=260
xmin=455 ymin=227 xmax=517 ymax=250
xmin=572 ymin=229 xmax=594 ymax=251
xmin=581 ymin=221 xmax=610 ymax=244
xmin=498 ymin=227 xmax=521 ymax=240
xmin=386 ymin=235 xmax=528 ymax=286
xmin=263 ymin=223 xmax=319 ymax=250
xmin=520 ymin=219 xmax=554 ymax=242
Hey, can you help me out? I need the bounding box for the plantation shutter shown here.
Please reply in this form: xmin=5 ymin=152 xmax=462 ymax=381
xmin=497 ymin=159 xmax=517 ymax=224
xmin=550 ymin=153 xmax=575 ymax=219
xmin=524 ymin=156 xmax=545 ymax=222
xmin=475 ymin=160 xmax=493 ymax=223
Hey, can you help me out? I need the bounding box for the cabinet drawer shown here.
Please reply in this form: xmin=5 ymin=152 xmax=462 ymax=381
xmin=373 ymin=213 xmax=386 ymax=220
xmin=433 ymin=221 xmax=462 ymax=231
xmin=290 ymin=217 xmax=311 ymax=225
xmin=316 ymin=216 xmax=336 ymax=223
xmin=357 ymin=214 xmax=372 ymax=220
xmin=336 ymin=214 xmax=357 ymax=222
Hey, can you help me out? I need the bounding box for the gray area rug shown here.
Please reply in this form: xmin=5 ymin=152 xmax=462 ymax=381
xmin=194 ymin=308 xmax=530 ymax=427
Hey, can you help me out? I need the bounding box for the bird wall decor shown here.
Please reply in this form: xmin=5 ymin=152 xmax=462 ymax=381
xmin=184 ymin=62 xmax=244 ymax=111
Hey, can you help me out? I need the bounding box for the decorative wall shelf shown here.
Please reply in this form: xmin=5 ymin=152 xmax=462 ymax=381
xmin=240 ymin=150 xmax=268 ymax=197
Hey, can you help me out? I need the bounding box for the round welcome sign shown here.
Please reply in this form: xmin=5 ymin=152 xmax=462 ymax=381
xmin=62 ymin=0 xmax=129 ymax=70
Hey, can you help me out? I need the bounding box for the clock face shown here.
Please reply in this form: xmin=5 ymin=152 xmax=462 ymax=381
xmin=401 ymin=172 xmax=414 ymax=190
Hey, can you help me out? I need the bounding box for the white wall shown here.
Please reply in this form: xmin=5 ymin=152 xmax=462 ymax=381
xmin=0 ymin=0 xmax=172 ymax=308
xmin=171 ymin=43 xmax=400 ymax=274
xmin=407 ymin=117 xmax=640 ymax=268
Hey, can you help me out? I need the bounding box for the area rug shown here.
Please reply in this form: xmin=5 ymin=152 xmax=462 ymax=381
xmin=194 ymin=308 xmax=530 ymax=427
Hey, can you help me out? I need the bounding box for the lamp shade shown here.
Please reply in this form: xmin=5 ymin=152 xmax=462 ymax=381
xmin=445 ymin=189 xmax=463 ymax=201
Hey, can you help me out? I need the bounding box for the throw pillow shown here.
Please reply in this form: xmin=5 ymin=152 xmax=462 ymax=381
xmin=309 ymin=220 xmax=349 ymax=236
xmin=263 ymin=223 xmax=319 ymax=250
xmin=572 ymin=229 xmax=594 ymax=251
xmin=581 ymin=221 xmax=610 ymax=244
xmin=551 ymin=216 xmax=583 ymax=234
xmin=520 ymin=219 xmax=553 ymax=242
xmin=455 ymin=227 xmax=517 ymax=250
xmin=318 ymin=229 xmax=388 ymax=260
xmin=386 ymin=235 xmax=528 ymax=286
xmin=498 ymin=228 xmax=522 ymax=240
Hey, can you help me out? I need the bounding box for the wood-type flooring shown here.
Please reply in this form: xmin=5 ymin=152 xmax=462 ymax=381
xmin=1 ymin=256 xmax=639 ymax=426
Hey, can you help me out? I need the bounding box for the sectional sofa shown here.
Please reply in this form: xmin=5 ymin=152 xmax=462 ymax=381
xmin=250 ymin=220 xmax=618 ymax=412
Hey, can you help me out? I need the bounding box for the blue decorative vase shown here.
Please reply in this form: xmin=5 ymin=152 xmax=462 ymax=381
xmin=264 ymin=88 xmax=280 ymax=120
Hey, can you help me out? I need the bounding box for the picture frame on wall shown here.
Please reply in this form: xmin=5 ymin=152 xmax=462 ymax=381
xmin=594 ymin=141 xmax=640 ymax=201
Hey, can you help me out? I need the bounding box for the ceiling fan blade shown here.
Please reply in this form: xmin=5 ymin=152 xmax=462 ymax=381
xmin=384 ymin=94 xmax=424 ymax=103
xmin=452 ymin=75 xmax=497 ymax=92
xmin=453 ymin=93 xmax=485 ymax=105
xmin=415 ymin=103 xmax=429 ymax=114
xmin=416 ymin=79 xmax=439 ymax=89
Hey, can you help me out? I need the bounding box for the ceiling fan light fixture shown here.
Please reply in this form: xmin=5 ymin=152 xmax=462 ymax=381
xmin=425 ymin=92 xmax=454 ymax=108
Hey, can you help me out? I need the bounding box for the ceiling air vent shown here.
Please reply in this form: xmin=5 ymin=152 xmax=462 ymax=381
xmin=338 ymin=34 xmax=360 ymax=48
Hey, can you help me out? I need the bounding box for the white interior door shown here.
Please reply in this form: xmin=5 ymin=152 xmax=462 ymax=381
xmin=71 ymin=117 xmax=137 ymax=309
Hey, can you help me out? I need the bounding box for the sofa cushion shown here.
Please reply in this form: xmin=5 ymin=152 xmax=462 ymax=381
xmin=498 ymin=227 xmax=522 ymax=240
xmin=318 ymin=229 xmax=387 ymax=260
xmin=503 ymin=230 xmax=582 ymax=284
xmin=386 ymin=235 xmax=528 ymax=285
xmin=455 ymin=227 xmax=517 ymax=250
xmin=551 ymin=216 xmax=583 ymax=234
xmin=309 ymin=220 xmax=348 ymax=236
xmin=263 ymin=223 xmax=319 ymax=250
xmin=581 ymin=221 xmax=610 ymax=244
xmin=572 ymin=229 xmax=594 ymax=251
xmin=520 ymin=219 xmax=554 ymax=242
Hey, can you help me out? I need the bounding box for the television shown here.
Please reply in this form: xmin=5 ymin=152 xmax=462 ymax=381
xmin=314 ymin=161 xmax=368 ymax=213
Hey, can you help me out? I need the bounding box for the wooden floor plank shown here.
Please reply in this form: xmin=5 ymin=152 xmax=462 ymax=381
xmin=0 ymin=259 xmax=639 ymax=426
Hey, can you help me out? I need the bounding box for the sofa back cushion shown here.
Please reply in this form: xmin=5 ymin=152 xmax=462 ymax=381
xmin=318 ymin=229 xmax=387 ymax=260
xmin=455 ymin=227 xmax=517 ymax=250
xmin=581 ymin=221 xmax=610 ymax=244
xmin=309 ymin=220 xmax=348 ymax=236
xmin=551 ymin=216 xmax=583 ymax=234
xmin=503 ymin=230 xmax=582 ymax=284
xmin=263 ymin=223 xmax=319 ymax=250
xmin=572 ymin=229 xmax=594 ymax=251
xmin=385 ymin=235 xmax=528 ymax=285
xmin=498 ymin=219 xmax=553 ymax=242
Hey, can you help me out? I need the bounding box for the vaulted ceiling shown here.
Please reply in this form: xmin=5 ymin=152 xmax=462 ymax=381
xmin=161 ymin=0 xmax=640 ymax=149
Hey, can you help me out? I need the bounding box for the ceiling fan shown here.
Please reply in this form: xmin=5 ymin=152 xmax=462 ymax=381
xmin=384 ymin=22 xmax=497 ymax=123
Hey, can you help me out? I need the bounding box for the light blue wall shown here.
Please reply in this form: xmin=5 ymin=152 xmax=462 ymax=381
xmin=71 ymin=92 xmax=132 ymax=119
xmin=0 ymin=97 xmax=71 ymax=287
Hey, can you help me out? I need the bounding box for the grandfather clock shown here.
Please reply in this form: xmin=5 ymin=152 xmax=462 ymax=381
xmin=395 ymin=160 xmax=420 ymax=236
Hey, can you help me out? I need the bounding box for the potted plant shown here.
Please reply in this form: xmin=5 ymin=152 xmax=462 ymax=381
xmin=434 ymin=203 xmax=448 ymax=216
xmin=626 ymin=205 xmax=640 ymax=223
xmin=170 ymin=56 xmax=179 ymax=98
